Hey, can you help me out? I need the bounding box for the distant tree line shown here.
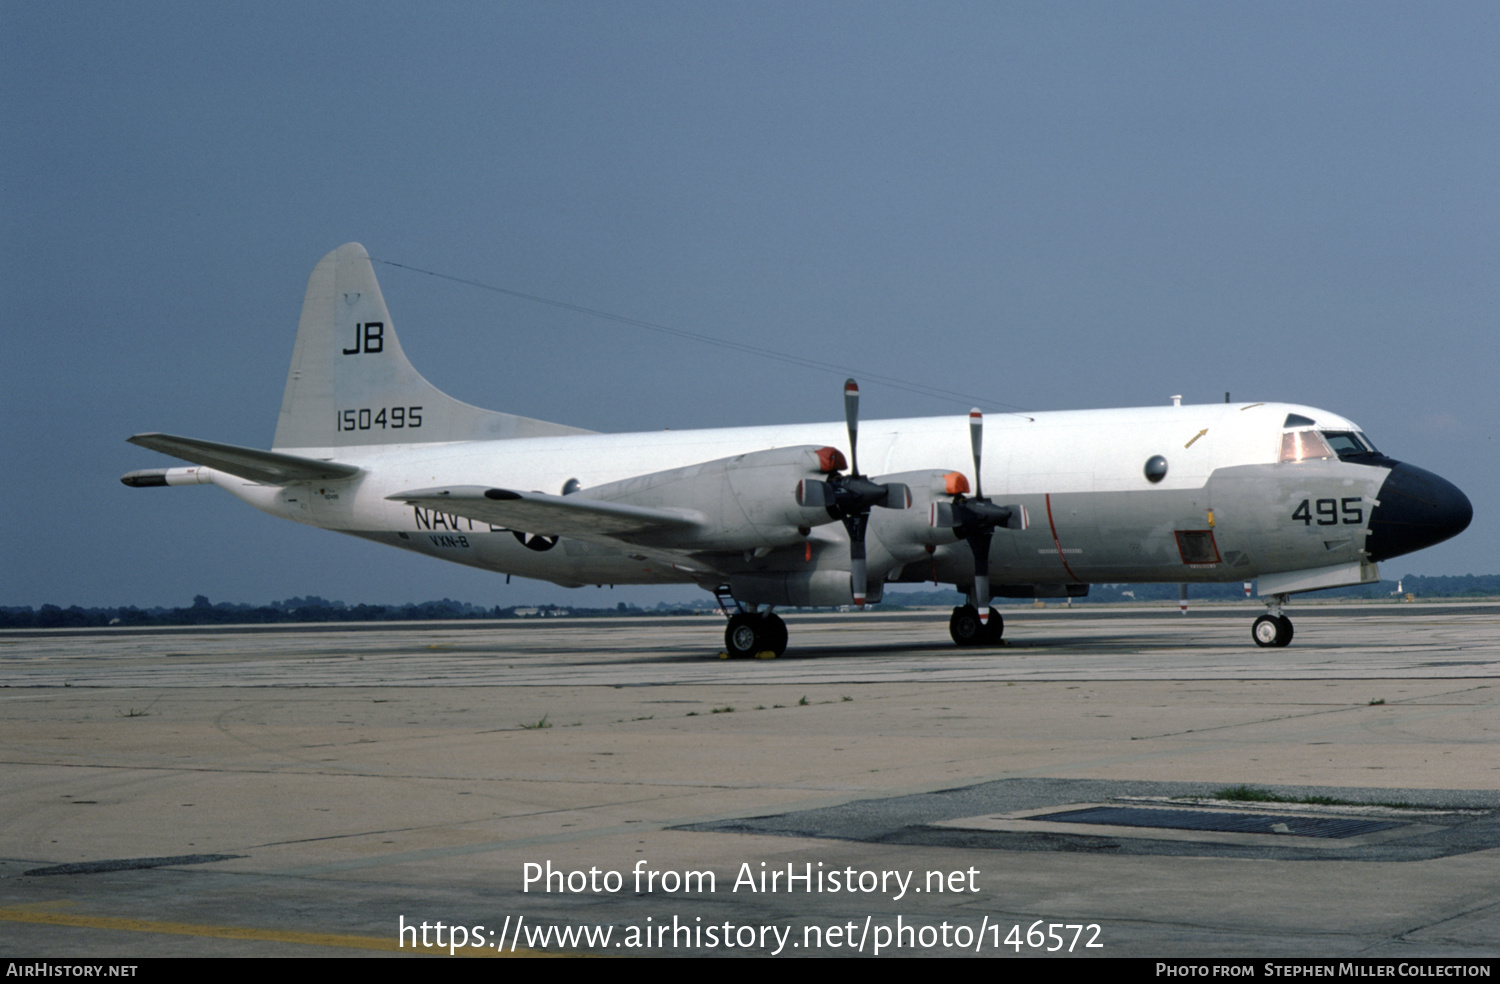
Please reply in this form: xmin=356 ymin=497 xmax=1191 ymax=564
xmin=4 ymin=575 xmax=1497 ymax=629
xmin=0 ymin=594 xmax=715 ymax=629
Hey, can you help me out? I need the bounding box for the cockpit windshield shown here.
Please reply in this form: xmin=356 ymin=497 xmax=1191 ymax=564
xmin=1279 ymin=429 xmax=1334 ymax=463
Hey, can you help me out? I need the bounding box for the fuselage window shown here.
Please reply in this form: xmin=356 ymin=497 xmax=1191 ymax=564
xmin=1279 ymin=429 xmax=1335 ymax=463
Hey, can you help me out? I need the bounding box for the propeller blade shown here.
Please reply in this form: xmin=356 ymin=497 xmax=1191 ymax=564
xmin=971 ymin=529 xmax=992 ymax=623
xmin=828 ymin=380 xmax=890 ymax=606
xmin=847 ymin=514 xmax=869 ymax=607
xmin=969 ymin=408 xmax=983 ymax=500
xmin=961 ymin=408 xmax=997 ymax=621
xmin=844 ymin=379 xmax=860 ymax=476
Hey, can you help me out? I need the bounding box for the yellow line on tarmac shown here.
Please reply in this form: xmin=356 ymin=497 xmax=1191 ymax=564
xmin=0 ymin=907 xmax=553 ymax=956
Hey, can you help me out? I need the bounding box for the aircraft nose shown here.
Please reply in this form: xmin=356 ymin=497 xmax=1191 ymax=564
xmin=1365 ymin=462 xmax=1473 ymax=562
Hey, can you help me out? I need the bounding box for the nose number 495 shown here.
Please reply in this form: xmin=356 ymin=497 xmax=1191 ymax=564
xmin=1292 ymin=497 xmax=1363 ymax=526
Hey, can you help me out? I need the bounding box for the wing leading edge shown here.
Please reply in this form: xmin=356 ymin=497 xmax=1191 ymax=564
xmin=387 ymin=486 xmax=702 ymax=539
xmin=388 ymin=444 xmax=854 ymax=553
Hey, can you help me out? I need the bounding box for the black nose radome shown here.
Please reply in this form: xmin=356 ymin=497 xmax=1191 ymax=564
xmin=1365 ymin=462 xmax=1473 ymax=562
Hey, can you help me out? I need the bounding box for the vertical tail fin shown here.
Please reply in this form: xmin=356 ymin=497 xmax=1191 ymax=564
xmin=272 ymin=243 xmax=591 ymax=450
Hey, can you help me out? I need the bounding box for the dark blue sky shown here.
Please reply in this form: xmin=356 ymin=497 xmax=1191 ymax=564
xmin=5 ymin=2 xmax=1496 ymax=608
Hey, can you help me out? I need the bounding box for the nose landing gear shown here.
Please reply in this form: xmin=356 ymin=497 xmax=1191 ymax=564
xmin=1252 ymin=614 xmax=1293 ymax=647
xmin=1252 ymin=593 xmax=1294 ymax=648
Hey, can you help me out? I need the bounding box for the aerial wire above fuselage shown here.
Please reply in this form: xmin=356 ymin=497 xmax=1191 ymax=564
xmin=370 ymin=256 xmax=1036 ymax=419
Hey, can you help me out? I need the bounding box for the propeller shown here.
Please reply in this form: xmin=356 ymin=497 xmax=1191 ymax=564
xmin=796 ymin=379 xmax=910 ymax=606
xmin=932 ymin=409 xmax=1027 ymax=623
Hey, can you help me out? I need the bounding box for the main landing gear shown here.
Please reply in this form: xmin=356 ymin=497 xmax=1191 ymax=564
xmin=724 ymin=611 xmax=788 ymax=659
xmin=1252 ymin=593 xmax=1294 ymax=648
xmin=950 ymin=605 xmax=1004 ymax=647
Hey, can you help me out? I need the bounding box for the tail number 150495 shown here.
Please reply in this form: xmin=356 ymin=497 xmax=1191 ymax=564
xmin=337 ymin=406 xmax=423 ymax=431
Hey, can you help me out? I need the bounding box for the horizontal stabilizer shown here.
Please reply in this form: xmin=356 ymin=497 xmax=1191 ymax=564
xmin=387 ymin=486 xmax=702 ymax=538
xmin=128 ymin=433 xmax=361 ymax=485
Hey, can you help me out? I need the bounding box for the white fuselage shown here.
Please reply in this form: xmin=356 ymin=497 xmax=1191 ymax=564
xmin=203 ymin=399 xmax=1385 ymax=593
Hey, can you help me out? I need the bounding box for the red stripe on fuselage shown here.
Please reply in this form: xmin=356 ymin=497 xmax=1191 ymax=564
xmin=1044 ymin=493 xmax=1082 ymax=582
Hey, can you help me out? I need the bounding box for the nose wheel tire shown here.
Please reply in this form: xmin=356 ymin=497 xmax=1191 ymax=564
xmin=1252 ymin=614 xmax=1294 ymax=648
xmin=725 ymin=612 xmax=788 ymax=658
xmin=950 ymin=606 xmax=1004 ymax=647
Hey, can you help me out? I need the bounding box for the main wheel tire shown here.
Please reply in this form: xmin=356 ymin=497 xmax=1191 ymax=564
xmin=725 ymin=612 xmax=787 ymax=658
xmin=725 ymin=613 xmax=762 ymax=658
xmin=950 ymin=605 xmax=984 ymax=647
xmin=982 ymin=608 xmax=1004 ymax=645
xmin=764 ymin=613 xmax=788 ymax=656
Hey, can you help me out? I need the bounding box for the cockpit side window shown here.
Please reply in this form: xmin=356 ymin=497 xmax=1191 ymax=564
xmin=1319 ymin=430 xmax=1378 ymax=459
xmin=1279 ymin=429 xmax=1335 ymax=463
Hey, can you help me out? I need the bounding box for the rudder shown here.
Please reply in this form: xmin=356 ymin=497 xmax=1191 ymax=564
xmin=272 ymin=243 xmax=591 ymax=450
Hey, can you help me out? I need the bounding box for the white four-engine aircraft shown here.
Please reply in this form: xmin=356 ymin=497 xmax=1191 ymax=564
xmin=123 ymin=244 xmax=1472 ymax=656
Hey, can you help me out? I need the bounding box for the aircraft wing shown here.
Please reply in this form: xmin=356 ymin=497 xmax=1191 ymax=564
xmin=386 ymin=486 xmax=704 ymax=538
xmin=127 ymin=433 xmax=362 ymax=484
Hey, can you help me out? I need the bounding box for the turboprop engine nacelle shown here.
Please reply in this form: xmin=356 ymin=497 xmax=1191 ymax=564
xmin=863 ymin=470 xmax=972 ymax=571
xmin=728 ymin=569 xmax=871 ymax=609
xmin=733 ymin=471 xmax=975 ymax=608
xmin=864 ymin=470 xmax=1029 ymax=589
xmin=576 ymin=444 xmax=847 ymax=552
